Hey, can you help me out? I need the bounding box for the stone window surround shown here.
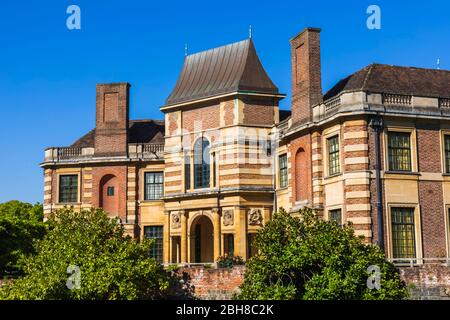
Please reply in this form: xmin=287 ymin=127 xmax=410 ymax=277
xmin=383 ymin=126 xmax=418 ymax=173
xmin=439 ymin=130 xmax=450 ymax=174
xmin=445 ymin=205 xmax=450 ymax=258
xmin=324 ymin=205 xmax=344 ymax=226
xmin=322 ymin=125 xmax=342 ymax=179
xmin=140 ymin=168 xmax=165 ymax=202
xmin=183 ymin=136 xmax=217 ymax=193
xmin=385 ymin=203 xmax=423 ymax=264
xmin=143 ymin=171 xmax=164 ymax=201
xmin=278 ymin=153 xmax=288 ymax=189
xmin=55 ymin=169 xmax=81 ymax=205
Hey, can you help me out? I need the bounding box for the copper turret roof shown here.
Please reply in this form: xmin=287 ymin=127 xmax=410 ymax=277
xmin=165 ymin=39 xmax=279 ymax=106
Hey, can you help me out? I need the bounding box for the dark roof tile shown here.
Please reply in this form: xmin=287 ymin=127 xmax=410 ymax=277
xmin=70 ymin=119 xmax=164 ymax=148
xmin=324 ymin=64 xmax=450 ymax=100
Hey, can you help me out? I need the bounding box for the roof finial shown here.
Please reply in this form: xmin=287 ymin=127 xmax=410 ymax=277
xmin=184 ymin=43 xmax=188 ymax=57
xmin=249 ymin=25 xmax=252 ymax=39
xmin=437 ymin=58 xmax=440 ymax=70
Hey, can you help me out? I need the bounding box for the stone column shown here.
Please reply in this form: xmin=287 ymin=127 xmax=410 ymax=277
xmin=164 ymin=210 xmax=170 ymax=264
xmin=212 ymin=208 xmax=221 ymax=260
xmin=180 ymin=210 xmax=188 ymax=263
xmin=234 ymin=206 xmax=247 ymax=259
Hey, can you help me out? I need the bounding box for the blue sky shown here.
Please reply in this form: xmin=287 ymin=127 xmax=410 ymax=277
xmin=0 ymin=0 xmax=449 ymax=203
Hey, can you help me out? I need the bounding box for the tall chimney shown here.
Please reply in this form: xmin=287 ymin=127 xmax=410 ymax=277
xmin=94 ymin=82 xmax=130 ymax=156
xmin=290 ymin=28 xmax=322 ymax=124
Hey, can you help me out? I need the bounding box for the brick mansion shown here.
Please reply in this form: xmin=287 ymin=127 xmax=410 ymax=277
xmin=41 ymin=27 xmax=450 ymax=266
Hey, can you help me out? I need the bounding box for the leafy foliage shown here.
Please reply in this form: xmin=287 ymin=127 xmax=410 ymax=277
xmin=237 ymin=208 xmax=408 ymax=300
xmin=0 ymin=201 xmax=46 ymax=276
xmin=0 ymin=208 xmax=170 ymax=300
xmin=216 ymin=254 xmax=244 ymax=268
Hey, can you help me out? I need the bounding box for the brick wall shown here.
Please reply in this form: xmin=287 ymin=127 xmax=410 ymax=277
xmin=289 ymin=134 xmax=312 ymax=205
xmin=290 ymin=28 xmax=322 ymax=125
xmin=174 ymin=264 xmax=450 ymax=300
xmin=400 ymin=264 xmax=450 ymax=300
xmin=417 ymin=126 xmax=441 ymax=172
xmin=91 ymin=165 xmax=128 ymax=221
xmin=241 ymin=97 xmax=275 ymax=126
xmin=419 ymin=181 xmax=446 ymax=258
xmin=176 ymin=266 xmax=245 ymax=300
xmin=94 ymin=83 xmax=130 ymax=156
xmin=182 ymin=103 xmax=220 ymax=131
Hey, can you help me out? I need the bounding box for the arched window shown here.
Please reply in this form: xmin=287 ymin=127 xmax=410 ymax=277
xmin=194 ymin=137 xmax=210 ymax=189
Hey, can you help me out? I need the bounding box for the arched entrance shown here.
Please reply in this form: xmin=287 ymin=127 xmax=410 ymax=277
xmin=99 ymin=174 xmax=119 ymax=216
xmin=190 ymin=215 xmax=214 ymax=263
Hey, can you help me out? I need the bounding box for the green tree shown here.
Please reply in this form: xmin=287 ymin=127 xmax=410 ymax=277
xmin=0 ymin=201 xmax=46 ymax=276
xmin=0 ymin=208 xmax=170 ymax=300
xmin=237 ymin=208 xmax=407 ymax=300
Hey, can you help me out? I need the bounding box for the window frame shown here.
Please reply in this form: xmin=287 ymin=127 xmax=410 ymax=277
xmin=144 ymin=171 xmax=164 ymax=201
xmin=278 ymin=153 xmax=288 ymax=189
xmin=184 ymin=153 xmax=191 ymax=192
xmin=443 ymin=133 xmax=450 ymax=174
xmin=58 ymin=173 xmax=79 ymax=204
xmin=446 ymin=206 xmax=450 ymax=258
xmin=143 ymin=225 xmax=164 ymax=264
xmin=193 ymin=137 xmax=211 ymax=189
xmin=386 ymin=204 xmax=422 ymax=264
xmin=107 ymin=186 xmax=114 ymax=196
xmin=328 ymin=208 xmax=343 ymax=227
xmin=390 ymin=207 xmax=416 ymax=260
xmin=326 ymin=135 xmax=341 ymax=176
xmin=387 ymin=131 xmax=412 ymax=172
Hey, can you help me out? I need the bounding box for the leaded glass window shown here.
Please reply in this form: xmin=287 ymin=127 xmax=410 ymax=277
xmin=388 ymin=132 xmax=411 ymax=171
xmin=279 ymin=154 xmax=288 ymax=188
xmin=391 ymin=207 xmax=416 ymax=259
xmin=194 ymin=138 xmax=210 ymax=189
xmin=444 ymin=135 xmax=450 ymax=173
xmin=327 ymin=135 xmax=340 ymax=175
xmin=184 ymin=154 xmax=190 ymax=191
xmin=144 ymin=172 xmax=163 ymax=200
xmin=144 ymin=226 xmax=164 ymax=263
xmin=59 ymin=174 xmax=78 ymax=203
xmin=329 ymin=209 xmax=342 ymax=227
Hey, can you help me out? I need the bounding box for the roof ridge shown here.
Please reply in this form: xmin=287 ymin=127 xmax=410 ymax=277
xmin=234 ymin=39 xmax=252 ymax=87
xmin=361 ymin=64 xmax=376 ymax=91
xmin=186 ymin=39 xmax=250 ymax=58
xmin=129 ymin=119 xmax=164 ymax=123
xmin=371 ymin=62 xmax=450 ymax=73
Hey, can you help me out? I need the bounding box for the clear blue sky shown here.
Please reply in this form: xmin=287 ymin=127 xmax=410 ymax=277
xmin=0 ymin=0 xmax=449 ymax=203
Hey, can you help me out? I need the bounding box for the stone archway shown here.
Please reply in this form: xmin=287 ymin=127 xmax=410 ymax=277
xmin=190 ymin=215 xmax=214 ymax=263
xmin=99 ymin=174 xmax=119 ymax=216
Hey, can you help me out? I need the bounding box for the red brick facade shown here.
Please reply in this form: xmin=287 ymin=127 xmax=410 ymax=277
xmin=94 ymin=83 xmax=130 ymax=156
xmin=290 ymin=28 xmax=322 ymax=125
xmin=289 ymin=134 xmax=312 ymax=205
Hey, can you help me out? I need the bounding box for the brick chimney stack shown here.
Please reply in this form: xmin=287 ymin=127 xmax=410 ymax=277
xmin=290 ymin=28 xmax=322 ymax=124
xmin=94 ymin=82 xmax=130 ymax=156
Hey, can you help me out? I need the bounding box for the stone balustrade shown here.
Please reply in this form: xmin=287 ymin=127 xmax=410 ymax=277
xmin=310 ymin=91 xmax=450 ymax=124
xmin=43 ymin=143 xmax=164 ymax=163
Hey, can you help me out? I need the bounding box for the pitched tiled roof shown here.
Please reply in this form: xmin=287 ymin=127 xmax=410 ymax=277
xmin=70 ymin=119 xmax=164 ymax=148
xmin=165 ymin=39 xmax=279 ymax=106
xmin=324 ymin=63 xmax=450 ymax=100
